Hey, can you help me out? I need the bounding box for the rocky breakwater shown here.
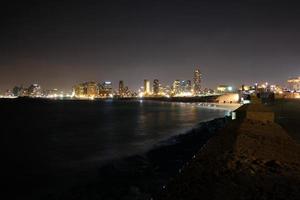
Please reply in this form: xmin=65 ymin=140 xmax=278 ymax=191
xmin=159 ymin=103 xmax=300 ymax=200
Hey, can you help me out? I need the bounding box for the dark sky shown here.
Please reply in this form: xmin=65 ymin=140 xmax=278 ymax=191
xmin=1 ymin=0 xmax=300 ymax=91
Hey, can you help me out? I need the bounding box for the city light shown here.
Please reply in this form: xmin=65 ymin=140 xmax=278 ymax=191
xmin=2 ymin=69 xmax=299 ymax=101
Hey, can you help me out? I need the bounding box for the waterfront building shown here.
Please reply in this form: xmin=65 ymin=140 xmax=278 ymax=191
xmin=12 ymin=86 xmax=23 ymax=97
xmin=86 ymin=82 xmax=98 ymax=97
xmin=119 ymin=80 xmax=124 ymax=96
xmin=217 ymin=85 xmax=234 ymax=94
xmin=180 ymin=80 xmax=192 ymax=93
xmin=153 ymin=79 xmax=159 ymax=95
xmin=144 ymin=79 xmax=151 ymax=95
xmin=100 ymin=81 xmax=113 ymax=97
xmin=5 ymin=89 xmax=14 ymax=97
xmin=203 ymin=88 xmax=215 ymax=95
xmin=158 ymin=85 xmax=171 ymax=97
xmin=193 ymin=69 xmax=202 ymax=95
xmin=175 ymin=80 xmax=192 ymax=96
xmin=73 ymin=81 xmax=99 ymax=98
xmin=20 ymin=88 xmax=29 ymax=97
xmin=171 ymin=80 xmax=192 ymax=96
xmin=74 ymin=83 xmax=86 ymax=97
xmin=28 ymin=84 xmax=42 ymax=97
xmin=287 ymin=77 xmax=300 ymax=91
xmin=44 ymin=88 xmax=59 ymax=98
xmin=172 ymin=80 xmax=180 ymax=96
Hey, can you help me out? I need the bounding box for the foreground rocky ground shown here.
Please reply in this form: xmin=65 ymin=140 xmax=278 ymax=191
xmin=159 ymin=102 xmax=300 ymax=200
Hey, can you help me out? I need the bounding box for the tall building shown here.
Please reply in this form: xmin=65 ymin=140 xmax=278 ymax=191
xmin=161 ymin=85 xmax=171 ymax=96
xmin=119 ymin=80 xmax=124 ymax=96
xmin=28 ymin=84 xmax=42 ymax=97
xmin=153 ymin=79 xmax=159 ymax=95
xmin=74 ymin=83 xmax=86 ymax=97
xmin=172 ymin=80 xmax=180 ymax=95
xmin=144 ymin=79 xmax=151 ymax=95
xmin=180 ymin=80 xmax=192 ymax=94
xmin=86 ymin=82 xmax=98 ymax=97
xmin=12 ymin=86 xmax=23 ymax=97
xmin=98 ymin=81 xmax=113 ymax=97
xmin=193 ymin=69 xmax=202 ymax=95
xmin=103 ymin=81 xmax=113 ymax=96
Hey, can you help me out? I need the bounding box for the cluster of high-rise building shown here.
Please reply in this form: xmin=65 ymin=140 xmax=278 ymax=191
xmin=73 ymin=81 xmax=113 ymax=98
xmin=73 ymin=80 xmax=136 ymax=99
xmin=2 ymin=68 xmax=299 ymax=100
xmin=118 ymin=80 xmax=136 ymax=97
xmin=1 ymin=84 xmax=72 ymax=98
xmin=5 ymin=84 xmax=73 ymax=98
xmin=139 ymin=69 xmax=204 ymax=97
xmin=171 ymin=80 xmax=192 ymax=96
xmin=7 ymin=84 xmax=43 ymax=97
xmin=1 ymin=68 xmax=209 ymax=99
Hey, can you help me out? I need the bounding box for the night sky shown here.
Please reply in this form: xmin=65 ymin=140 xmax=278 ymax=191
xmin=1 ymin=0 xmax=300 ymax=91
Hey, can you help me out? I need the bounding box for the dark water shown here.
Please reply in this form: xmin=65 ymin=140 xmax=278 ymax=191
xmin=1 ymin=98 xmax=230 ymax=199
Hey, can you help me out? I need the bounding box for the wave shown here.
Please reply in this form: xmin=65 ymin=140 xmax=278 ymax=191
xmin=58 ymin=116 xmax=231 ymax=200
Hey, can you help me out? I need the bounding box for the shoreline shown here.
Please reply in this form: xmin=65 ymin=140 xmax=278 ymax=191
xmin=1 ymin=96 xmax=241 ymax=111
xmin=1 ymin=95 xmax=222 ymax=103
xmin=1 ymin=98 xmax=239 ymax=200
xmin=159 ymin=101 xmax=300 ymax=200
xmin=56 ymin=116 xmax=232 ymax=199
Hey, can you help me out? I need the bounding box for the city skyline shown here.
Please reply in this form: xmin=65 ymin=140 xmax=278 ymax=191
xmin=1 ymin=1 xmax=300 ymax=91
xmin=1 ymin=71 xmax=298 ymax=94
xmin=4 ymin=71 xmax=300 ymax=99
xmin=0 ymin=72 xmax=300 ymax=96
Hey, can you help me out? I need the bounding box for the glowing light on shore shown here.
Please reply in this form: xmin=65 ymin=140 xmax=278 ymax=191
xmin=138 ymin=92 xmax=144 ymax=98
xmin=174 ymin=92 xmax=193 ymax=97
xmin=0 ymin=95 xmax=18 ymax=99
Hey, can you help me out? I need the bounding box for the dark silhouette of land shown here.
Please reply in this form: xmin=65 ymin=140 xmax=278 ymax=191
xmin=159 ymin=99 xmax=300 ymax=200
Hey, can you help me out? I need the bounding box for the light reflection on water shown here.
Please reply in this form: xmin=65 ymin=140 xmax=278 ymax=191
xmin=1 ymin=99 xmax=237 ymax=198
xmin=2 ymin=100 xmax=236 ymax=168
xmin=82 ymin=100 xmax=234 ymax=164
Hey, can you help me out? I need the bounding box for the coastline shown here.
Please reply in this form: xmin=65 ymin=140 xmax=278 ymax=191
xmin=1 ymin=98 xmax=239 ymax=199
xmin=159 ymin=101 xmax=300 ymax=200
xmin=57 ymin=116 xmax=232 ymax=199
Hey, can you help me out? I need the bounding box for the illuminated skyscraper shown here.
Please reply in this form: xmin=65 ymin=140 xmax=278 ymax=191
xmin=98 ymin=81 xmax=113 ymax=97
xmin=119 ymin=80 xmax=124 ymax=96
xmin=12 ymin=86 xmax=23 ymax=97
xmin=180 ymin=80 xmax=192 ymax=93
xmin=86 ymin=82 xmax=98 ymax=97
xmin=74 ymin=82 xmax=96 ymax=98
xmin=144 ymin=79 xmax=151 ymax=95
xmin=193 ymin=69 xmax=202 ymax=95
xmin=74 ymin=84 xmax=83 ymax=97
xmin=28 ymin=84 xmax=42 ymax=97
xmin=153 ymin=79 xmax=159 ymax=95
xmin=103 ymin=81 xmax=113 ymax=94
xmin=172 ymin=80 xmax=180 ymax=95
